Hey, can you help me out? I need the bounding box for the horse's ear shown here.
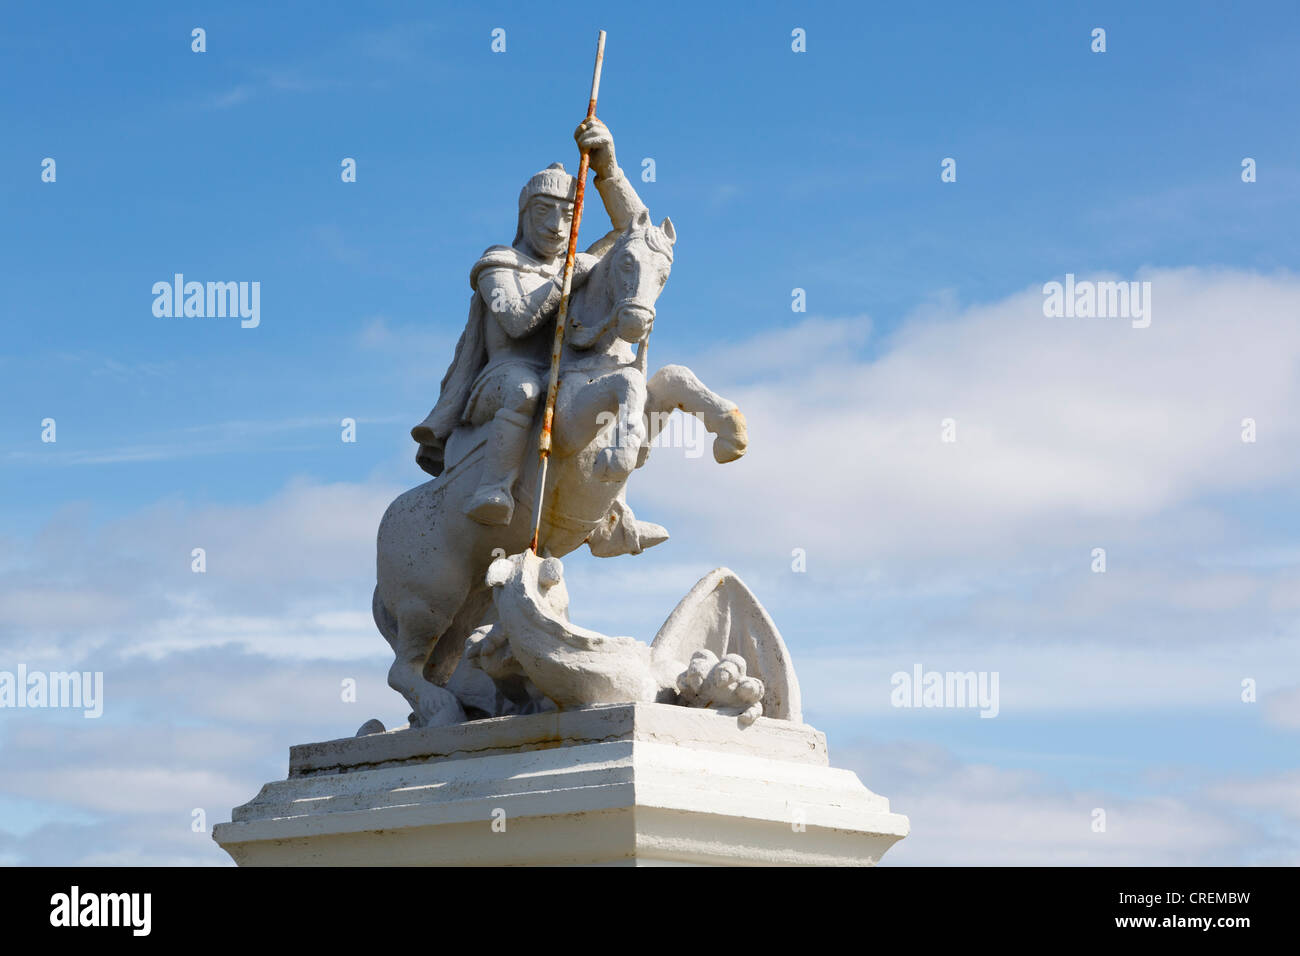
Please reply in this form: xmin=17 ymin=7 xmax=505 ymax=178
xmin=631 ymin=207 xmax=651 ymax=229
xmin=660 ymin=217 xmax=676 ymax=245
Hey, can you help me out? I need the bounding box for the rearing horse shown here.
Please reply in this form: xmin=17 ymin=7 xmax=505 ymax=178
xmin=373 ymin=209 xmax=748 ymax=727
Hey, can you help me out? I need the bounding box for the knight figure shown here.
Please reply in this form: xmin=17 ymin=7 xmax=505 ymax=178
xmin=411 ymin=118 xmax=649 ymax=529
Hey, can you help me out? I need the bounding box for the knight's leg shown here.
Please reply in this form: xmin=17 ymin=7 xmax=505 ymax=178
xmin=465 ymin=407 xmax=532 ymax=525
xmin=466 ymin=369 xmax=541 ymax=526
xmin=388 ymin=599 xmax=467 ymax=728
xmin=647 ymin=364 xmax=748 ymax=463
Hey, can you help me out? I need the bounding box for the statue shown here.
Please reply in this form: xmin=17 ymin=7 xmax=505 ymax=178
xmin=409 ymin=117 xmax=640 ymax=526
xmin=217 ymin=36 xmax=908 ymax=870
xmin=463 ymin=550 xmax=800 ymax=727
xmin=371 ymin=38 xmax=795 ymax=732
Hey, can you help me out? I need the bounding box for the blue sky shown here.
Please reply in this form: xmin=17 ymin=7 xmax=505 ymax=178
xmin=2 ymin=2 xmax=1299 ymax=865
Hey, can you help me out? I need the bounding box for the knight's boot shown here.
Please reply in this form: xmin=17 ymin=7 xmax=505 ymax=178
xmin=410 ymin=411 xmax=437 ymax=446
xmin=465 ymin=408 xmax=531 ymax=526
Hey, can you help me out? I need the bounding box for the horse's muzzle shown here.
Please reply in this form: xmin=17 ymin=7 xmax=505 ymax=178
xmin=614 ymin=301 xmax=654 ymax=342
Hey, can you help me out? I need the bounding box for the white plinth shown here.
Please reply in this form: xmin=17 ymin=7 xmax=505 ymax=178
xmin=213 ymin=703 xmax=908 ymax=866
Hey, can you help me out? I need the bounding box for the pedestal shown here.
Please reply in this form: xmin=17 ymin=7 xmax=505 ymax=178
xmin=213 ymin=702 xmax=908 ymax=866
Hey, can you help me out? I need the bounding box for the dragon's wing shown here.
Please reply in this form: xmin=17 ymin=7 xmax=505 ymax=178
xmin=650 ymin=568 xmax=802 ymax=722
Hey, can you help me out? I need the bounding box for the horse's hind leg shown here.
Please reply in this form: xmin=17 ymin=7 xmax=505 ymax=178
xmin=387 ymin=597 xmax=467 ymax=728
xmin=646 ymin=364 xmax=748 ymax=463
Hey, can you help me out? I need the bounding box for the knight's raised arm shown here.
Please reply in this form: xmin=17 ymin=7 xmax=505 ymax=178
xmin=575 ymin=118 xmax=648 ymax=236
xmin=594 ymin=165 xmax=647 ymax=235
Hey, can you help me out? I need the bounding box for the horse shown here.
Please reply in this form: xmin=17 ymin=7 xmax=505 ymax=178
xmin=373 ymin=208 xmax=749 ymax=727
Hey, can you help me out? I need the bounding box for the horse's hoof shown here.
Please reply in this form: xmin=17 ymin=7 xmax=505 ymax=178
xmin=595 ymin=445 xmax=637 ymax=482
xmin=713 ymin=408 xmax=748 ymax=463
xmin=420 ymin=699 xmax=468 ymax=728
xmin=712 ymin=438 xmax=743 ymax=463
xmin=466 ymin=487 xmax=514 ymax=526
xmin=635 ymin=521 xmax=669 ymax=551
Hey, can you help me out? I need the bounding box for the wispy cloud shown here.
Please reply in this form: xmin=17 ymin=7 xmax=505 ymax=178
xmin=198 ymin=20 xmax=441 ymax=112
xmin=4 ymin=416 xmax=405 ymax=466
xmin=3 ymin=267 xmax=1297 ymax=866
xmin=206 ymin=83 xmax=256 ymax=110
xmin=839 ymin=739 xmax=1294 ymax=866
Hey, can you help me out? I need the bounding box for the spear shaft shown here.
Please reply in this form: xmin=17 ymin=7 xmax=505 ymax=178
xmin=529 ymin=29 xmax=606 ymax=554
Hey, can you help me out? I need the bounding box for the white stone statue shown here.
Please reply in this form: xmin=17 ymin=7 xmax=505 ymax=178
xmin=372 ymin=118 xmax=787 ymax=730
xmin=218 ymin=45 xmax=908 ymax=867
xmin=456 ymin=550 xmax=800 ymax=727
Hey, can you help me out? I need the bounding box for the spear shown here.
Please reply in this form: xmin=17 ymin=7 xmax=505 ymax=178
xmin=529 ymin=29 xmax=606 ymax=554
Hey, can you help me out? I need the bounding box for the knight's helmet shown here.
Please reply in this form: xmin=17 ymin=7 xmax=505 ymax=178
xmin=513 ymin=162 xmax=578 ymax=247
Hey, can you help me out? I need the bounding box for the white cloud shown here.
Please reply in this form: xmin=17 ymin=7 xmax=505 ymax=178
xmin=0 ymin=477 xmax=401 ymax=663
xmin=4 ymin=768 xmax=248 ymax=817
xmin=1263 ymin=685 xmax=1300 ymax=730
xmin=2 ymin=266 xmax=1297 ymax=865
xmin=798 ymin=640 xmax=1285 ymax=717
xmin=839 ymin=739 xmax=1291 ymax=866
xmin=1205 ymin=770 xmax=1300 ymax=823
xmin=639 ymin=267 xmax=1300 ymax=565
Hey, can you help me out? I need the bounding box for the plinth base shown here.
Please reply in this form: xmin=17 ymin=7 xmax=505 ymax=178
xmin=213 ymin=703 xmax=908 ymax=866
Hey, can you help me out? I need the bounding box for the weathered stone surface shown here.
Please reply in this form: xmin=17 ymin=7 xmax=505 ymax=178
xmin=290 ymin=702 xmax=826 ymax=778
xmin=213 ymin=704 xmax=908 ymax=867
xmin=372 ymin=117 xmax=753 ymax=729
xmin=463 ymin=553 xmax=800 ymax=727
xmin=213 ymin=92 xmax=909 ymax=866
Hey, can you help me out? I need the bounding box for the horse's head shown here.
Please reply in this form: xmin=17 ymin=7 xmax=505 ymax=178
xmin=600 ymin=208 xmax=676 ymax=345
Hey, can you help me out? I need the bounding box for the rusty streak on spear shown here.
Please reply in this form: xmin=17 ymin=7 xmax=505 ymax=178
xmin=529 ymin=29 xmax=606 ymax=554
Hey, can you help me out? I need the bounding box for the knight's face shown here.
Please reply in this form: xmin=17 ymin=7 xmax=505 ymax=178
xmin=525 ymin=196 xmax=573 ymax=260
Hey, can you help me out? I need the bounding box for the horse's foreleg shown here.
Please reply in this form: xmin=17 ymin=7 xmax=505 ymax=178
xmin=555 ymin=369 xmax=647 ymax=481
xmin=646 ymin=364 xmax=748 ymax=463
xmin=598 ymin=373 xmax=647 ymax=480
